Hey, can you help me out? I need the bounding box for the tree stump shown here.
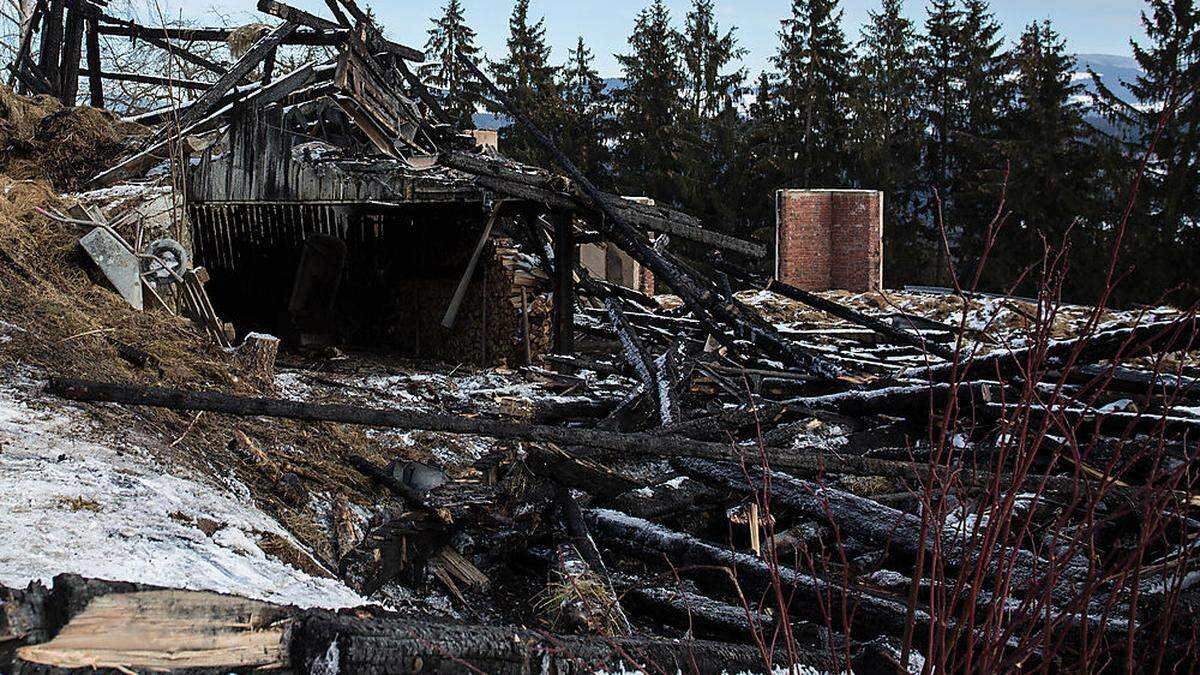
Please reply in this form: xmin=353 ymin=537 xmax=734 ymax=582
xmin=236 ymin=333 xmax=279 ymax=389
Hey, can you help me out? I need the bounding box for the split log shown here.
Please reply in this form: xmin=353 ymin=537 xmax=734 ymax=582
xmin=15 ymin=589 xmax=289 ymax=673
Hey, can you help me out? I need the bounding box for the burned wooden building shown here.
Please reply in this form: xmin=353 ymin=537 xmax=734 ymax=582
xmin=11 ymin=0 xmax=790 ymax=371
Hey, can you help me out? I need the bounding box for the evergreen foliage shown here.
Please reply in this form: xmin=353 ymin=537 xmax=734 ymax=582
xmin=419 ymin=0 xmax=484 ymax=129
xmin=850 ymin=0 xmax=926 ymax=285
xmin=613 ymin=0 xmax=686 ymax=204
xmin=558 ymin=37 xmax=614 ymax=185
xmin=489 ymin=0 xmax=561 ymax=166
xmin=416 ymin=0 xmax=1198 ymax=306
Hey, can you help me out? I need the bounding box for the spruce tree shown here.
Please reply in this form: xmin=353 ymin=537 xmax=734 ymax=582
xmin=851 ymin=0 xmax=925 ymax=284
xmin=419 ymin=0 xmax=484 ymax=130
xmin=677 ymin=0 xmax=748 ymax=235
xmin=490 ymin=0 xmax=560 ymax=165
xmin=559 ymin=37 xmax=613 ymax=185
xmin=1090 ymin=0 xmax=1200 ymax=304
xmin=771 ymin=0 xmax=854 ymax=188
xmin=996 ymin=20 xmax=1102 ymax=296
xmin=953 ymin=0 xmax=1014 ymax=275
xmin=681 ymin=0 xmax=746 ymax=120
xmin=614 ymin=0 xmax=685 ymax=204
xmin=920 ymin=0 xmax=964 ymax=199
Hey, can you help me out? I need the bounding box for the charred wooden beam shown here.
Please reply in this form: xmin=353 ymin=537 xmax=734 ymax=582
xmin=144 ymin=20 xmax=298 ymax=146
xmin=84 ymin=17 xmax=102 ymax=107
xmin=901 ymin=317 xmax=1199 ymax=384
xmin=78 ymin=69 xmax=212 ymax=90
xmin=290 ymin=610 xmax=801 ymax=674
xmin=442 ymin=151 xmax=768 ymax=259
xmin=586 ymin=508 xmax=932 ymax=642
xmin=552 ymin=210 xmax=576 ymax=354
xmin=94 ymin=22 xmax=344 ymax=45
xmin=37 ymin=0 xmax=64 ymax=95
xmin=57 ymin=2 xmax=84 ymax=104
xmin=6 ymin=0 xmax=42 ymax=89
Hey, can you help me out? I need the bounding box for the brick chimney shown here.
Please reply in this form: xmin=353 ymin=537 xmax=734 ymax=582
xmin=775 ymin=189 xmax=883 ymax=292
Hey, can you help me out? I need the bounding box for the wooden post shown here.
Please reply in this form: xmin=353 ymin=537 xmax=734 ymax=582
xmin=521 ymin=287 xmax=532 ymax=365
xmin=58 ymin=2 xmax=84 ymax=104
xmin=553 ymin=210 xmax=575 ymax=355
xmin=84 ymin=17 xmax=102 ymax=107
xmin=37 ymin=0 xmax=64 ymax=96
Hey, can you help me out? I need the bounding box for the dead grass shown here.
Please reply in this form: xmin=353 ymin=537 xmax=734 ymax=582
xmin=0 ymin=87 xmax=144 ymax=191
xmin=0 ymin=168 xmax=392 ymax=565
xmin=55 ymin=496 xmax=103 ymax=513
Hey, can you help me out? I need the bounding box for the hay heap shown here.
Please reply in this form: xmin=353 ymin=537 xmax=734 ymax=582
xmin=0 ymin=86 xmax=144 ymax=191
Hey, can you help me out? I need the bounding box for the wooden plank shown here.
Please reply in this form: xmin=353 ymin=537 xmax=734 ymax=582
xmin=442 ymin=201 xmax=505 ymax=329
xmin=37 ymin=0 xmax=64 ymax=94
xmin=84 ymin=16 xmax=103 ymax=107
xmin=15 ymin=591 xmax=287 ymax=671
xmin=553 ymin=210 xmax=576 ymax=354
xmin=59 ymin=4 xmax=84 ymax=103
xmin=79 ymin=68 xmax=211 ymax=90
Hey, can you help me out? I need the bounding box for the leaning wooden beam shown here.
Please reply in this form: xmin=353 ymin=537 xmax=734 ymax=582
xmin=6 ymin=0 xmax=42 ymax=89
xmin=58 ymin=3 xmax=85 ymax=104
xmin=457 ymin=55 xmax=836 ymax=378
xmin=90 ymin=56 xmax=315 ymax=188
xmin=138 ymin=33 xmax=229 ymax=77
xmin=442 ymin=201 xmax=505 ymax=329
xmin=145 ymin=20 xmax=298 ymax=145
xmin=78 ymin=69 xmax=212 ymax=90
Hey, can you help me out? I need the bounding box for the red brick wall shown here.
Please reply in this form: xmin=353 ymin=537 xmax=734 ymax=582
xmin=776 ymin=190 xmax=882 ymax=292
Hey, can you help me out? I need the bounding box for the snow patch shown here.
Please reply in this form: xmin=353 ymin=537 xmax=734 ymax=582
xmin=0 ymin=374 xmax=365 ymax=608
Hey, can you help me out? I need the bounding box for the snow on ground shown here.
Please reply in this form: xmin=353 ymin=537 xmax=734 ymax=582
xmin=0 ymin=369 xmax=365 ymax=608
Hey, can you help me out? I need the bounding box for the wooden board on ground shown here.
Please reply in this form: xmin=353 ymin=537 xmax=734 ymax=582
xmin=15 ymin=590 xmax=289 ymax=671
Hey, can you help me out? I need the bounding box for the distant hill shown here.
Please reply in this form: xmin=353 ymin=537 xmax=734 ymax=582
xmin=1074 ymin=53 xmax=1142 ymax=104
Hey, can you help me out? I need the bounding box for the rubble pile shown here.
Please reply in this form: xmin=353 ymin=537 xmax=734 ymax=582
xmin=1 ymin=0 xmax=1199 ymax=673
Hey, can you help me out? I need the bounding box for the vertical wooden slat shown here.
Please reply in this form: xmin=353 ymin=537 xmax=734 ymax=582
xmin=58 ymin=2 xmax=84 ymax=104
xmin=37 ymin=0 xmax=64 ymax=96
xmin=84 ymin=16 xmax=103 ymax=108
xmin=553 ymin=210 xmax=576 ymax=355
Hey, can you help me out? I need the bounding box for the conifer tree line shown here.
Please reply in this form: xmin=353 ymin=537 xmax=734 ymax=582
xmin=421 ymin=0 xmax=1200 ymax=306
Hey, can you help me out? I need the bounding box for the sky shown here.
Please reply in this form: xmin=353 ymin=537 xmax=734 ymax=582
xmin=172 ymin=0 xmax=1148 ymax=77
